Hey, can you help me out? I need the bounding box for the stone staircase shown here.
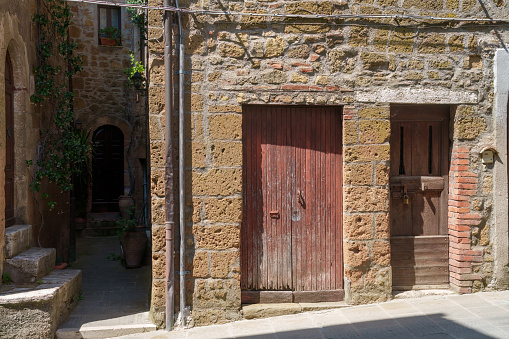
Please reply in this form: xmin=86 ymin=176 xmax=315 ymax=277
xmin=0 ymin=225 xmax=82 ymax=339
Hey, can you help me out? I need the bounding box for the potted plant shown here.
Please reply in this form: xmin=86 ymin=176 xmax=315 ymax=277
xmin=99 ymin=26 xmax=121 ymax=46
xmin=116 ymin=208 xmax=147 ymax=268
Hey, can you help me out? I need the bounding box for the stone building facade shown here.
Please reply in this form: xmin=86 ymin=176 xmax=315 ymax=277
xmin=0 ymin=0 xmax=72 ymax=278
xmin=69 ymin=1 xmax=149 ymax=226
xmin=146 ymin=0 xmax=509 ymax=328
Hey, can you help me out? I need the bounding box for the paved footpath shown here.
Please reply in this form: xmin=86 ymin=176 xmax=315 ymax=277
xmin=112 ymin=290 xmax=509 ymax=339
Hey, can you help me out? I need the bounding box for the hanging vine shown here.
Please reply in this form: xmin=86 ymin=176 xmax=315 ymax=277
xmin=29 ymin=0 xmax=91 ymax=210
xmin=126 ymin=0 xmax=148 ymax=44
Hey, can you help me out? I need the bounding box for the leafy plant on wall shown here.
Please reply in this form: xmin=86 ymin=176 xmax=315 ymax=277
xmin=126 ymin=0 xmax=148 ymax=44
xmin=29 ymin=0 xmax=92 ymax=210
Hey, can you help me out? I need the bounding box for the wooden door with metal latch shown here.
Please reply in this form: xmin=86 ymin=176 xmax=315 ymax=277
xmin=390 ymin=105 xmax=450 ymax=290
xmin=241 ymin=105 xmax=343 ymax=303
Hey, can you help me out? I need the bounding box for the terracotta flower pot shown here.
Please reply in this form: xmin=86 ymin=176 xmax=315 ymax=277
xmin=100 ymin=37 xmax=118 ymax=46
xmin=118 ymin=195 xmax=135 ymax=219
xmin=121 ymin=230 xmax=147 ymax=268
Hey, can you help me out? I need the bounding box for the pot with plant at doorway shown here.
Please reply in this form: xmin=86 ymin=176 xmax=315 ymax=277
xmin=116 ymin=207 xmax=147 ymax=268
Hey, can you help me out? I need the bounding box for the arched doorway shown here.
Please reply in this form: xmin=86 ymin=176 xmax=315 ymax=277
xmin=92 ymin=125 xmax=124 ymax=212
xmin=4 ymin=51 xmax=15 ymax=227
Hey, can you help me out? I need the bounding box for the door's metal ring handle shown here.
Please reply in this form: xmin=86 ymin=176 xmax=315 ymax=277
xmin=297 ymin=190 xmax=304 ymax=205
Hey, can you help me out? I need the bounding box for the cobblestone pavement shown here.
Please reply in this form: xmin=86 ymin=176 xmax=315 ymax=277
xmin=112 ymin=290 xmax=509 ymax=339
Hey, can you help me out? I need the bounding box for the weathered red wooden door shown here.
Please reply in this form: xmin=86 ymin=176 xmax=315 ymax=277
xmin=4 ymin=52 xmax=15 ymax=227
xmin=242 ymin=106 xmax=343 ymax=303
xmin=390 ymin=105 xmax=449 ymax=290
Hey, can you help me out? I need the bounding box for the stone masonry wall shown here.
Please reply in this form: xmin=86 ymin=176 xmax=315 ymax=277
xmin=147 ymin=0 xmax=508 ymax=328
xmin=70 ymin=2 xmax=148 ymax=211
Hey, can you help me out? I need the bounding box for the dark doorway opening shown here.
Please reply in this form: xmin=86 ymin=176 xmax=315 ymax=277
xmin=92 ymin=125 xmax=124 ymax=212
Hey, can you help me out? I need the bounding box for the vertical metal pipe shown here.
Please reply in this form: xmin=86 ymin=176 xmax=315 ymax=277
xmin=163 ymin=2 xmax=175 ymax=331
xmin=175 ymin=0 xmax=186 ymax=327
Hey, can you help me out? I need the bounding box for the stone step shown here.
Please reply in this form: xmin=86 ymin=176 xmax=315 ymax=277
xmin=4 ymin=247 xmax=56 ymax=283
xmin=0 ymin=269 xmax=82 ymax=339
xmin=4 ymin=225 xmax=33 ymax=259
xmin=242 ymin=302 xmax=350 ymax=320
xmin=55 ymin=312 xmax=157 ymax=339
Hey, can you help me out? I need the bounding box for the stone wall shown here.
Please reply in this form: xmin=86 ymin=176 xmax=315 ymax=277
xmin=147 ymin=0 xmax=509 ymax=328
xmin=0 ymin=0 xmax=48 ymax=276
xmin=70 ymin=2 xmax=148 ymax=215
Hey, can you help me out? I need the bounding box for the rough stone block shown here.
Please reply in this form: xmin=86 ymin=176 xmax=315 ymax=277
xmin=192 ymin=251 xmax=209 ymax=278
xmin=344 ymin=215 xmax=373 ymax=240
xmin=388 ymin=28 xmax=414 ymax=53
xmin=418 ymin=34 xmax=447 ymax=54
xmin=344 ymin=241 xmax=370 ymax=268
xmin=454 ymin=117 xmax=486 ymax=140
xmin=5 ymin=225 xmax=32 ymax=259
xmin=240 ymin=10 xmax=268 ymax=29
xmin=358 ymin=106 xmax=390 ymax=119
xmin=192 ymin=278 xmax=241 ymax=309
xmin=210 ymin=251 xmax=239 ymax=278
xmin=219 ymin=43 xmax=245 ymax=59
xmin=344 ymin=187 xmax=388 ymax=212
xmin=375 ymin=213 xmax=390 ymax=239
xmin=287 ymin=45 xmax=310 ymax=59
xmin=344 ymin=163 xmax=373 ymax=186
xmin=193 ymin=225 xmax=240 ymax=250
xmin=344 ymin=145 xmax=390 ymax=162
xmin=204 ymin=197 xmax=242 ymax=223
xmin=211 ymin=142 xmax=242 ymax=167
xmin=151 ymin=224 xmax=165 ymax=253
xmin=371 ymin=241 xmax=391 ymax=266
xmin=360 ymin=120 xmax=390 ymax=144
xmin=209 ymin=114 xmax=242 ymax=140
xmin=375 ymin=163 xmax=389 ymax=185
xmin=191 ymin=169 xmax=242 ymax=196
xmin=0 ymin=269 xmax=81 ymax=339
xmin=343 ymin=120 xmax=358 ymax=145
xmin=186 ymin=141 xmax=207 ymax=168
xmin=4 ymin=248 xmax=56 ymax=283
xmin=265 ymin=37 xmax=286 ymax=58
xmin=403 ymin=0 xmax=443 ymax=9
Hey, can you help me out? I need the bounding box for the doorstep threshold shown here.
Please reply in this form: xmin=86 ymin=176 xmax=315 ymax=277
xmin=242 ymin=301 xmax=349 ymax=320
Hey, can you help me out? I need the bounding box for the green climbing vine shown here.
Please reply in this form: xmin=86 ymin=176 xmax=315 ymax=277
xmin=29 ymin=0 xmax=91 ymax=210
xmin=126 ymin=0 xmax=148 ymax=43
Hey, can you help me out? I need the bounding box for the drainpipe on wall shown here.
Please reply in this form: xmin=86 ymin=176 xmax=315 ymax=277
xmin=175 ymin=0 xmax=186 ymax=327
xmin=163 ymin=2 xmax=175 ymax=331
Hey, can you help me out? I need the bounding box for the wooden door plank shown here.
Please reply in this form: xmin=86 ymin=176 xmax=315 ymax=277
xmin=260 ymin=106 xmax=268 ymax=289
xmin=257 ymin=106 xmax=265 ymax=289
xmin=402 ymin=122 xmax=413 ymax=176
xmin=335 ymin=110 xmax=343 ymax=289
xmin=275 ymin=106 xmax=283 ymax=290
xmin=325 ymin=108 xmax=332 ymax=290
xmin=283 ymin=106 xmax=293 ymax=290
xmin=430 ymin=121 xmax=441 ymax=175
xmin=305 ymin=109 xmax=313 ymax=291
xmin=242 ymin=107 xmax=253 ymax=289
xmin=412 ymin=122 xmax=429 ymax=176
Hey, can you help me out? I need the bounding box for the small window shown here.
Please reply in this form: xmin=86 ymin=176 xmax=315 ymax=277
xmin=98 ymin=6 xmax=121 ymax=46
